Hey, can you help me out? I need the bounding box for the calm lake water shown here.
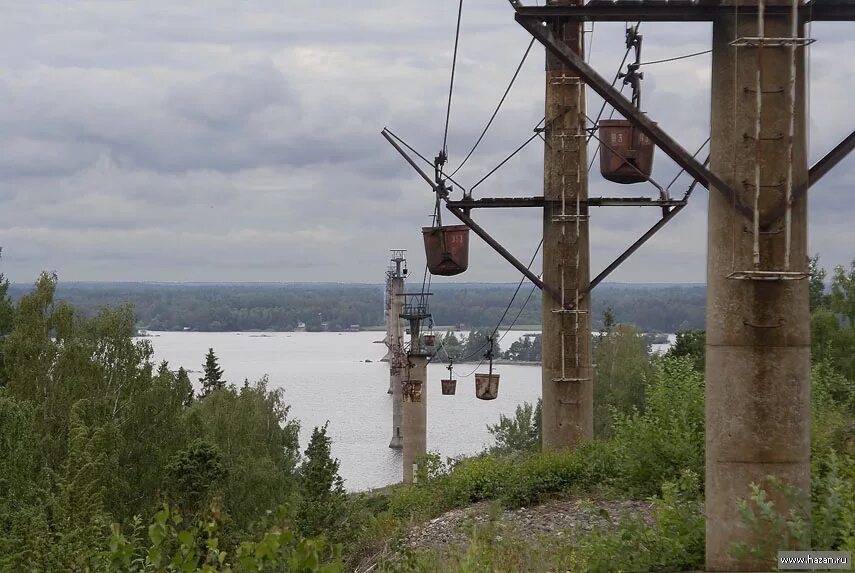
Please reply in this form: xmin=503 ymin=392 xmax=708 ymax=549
xmin=145 ymin=331 xmax=543 ymax=492
xmin=145 ymin=330 xmax=675 ymax=492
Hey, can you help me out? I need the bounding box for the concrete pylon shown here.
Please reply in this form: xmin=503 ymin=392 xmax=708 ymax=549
xmin=541 ymin=0 xmax=593 ymax=451
xmin=706 ymin=6 xmax=810 ymax=571
xmin=388 ymin=273 xmax=405 ymax=449
xmin=402 ymin=354 xmax=427 ymax=483
xmin=383 ymin=275 xmax=394 ymax=370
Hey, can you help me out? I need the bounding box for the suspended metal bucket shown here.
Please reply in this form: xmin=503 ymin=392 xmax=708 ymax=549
xmin=403 ymin=380 xmax=423 ymax=403
xmin=441 ymin=379 xmax=457 ymax=396
xmin=422 ymin=225 xmax=470 ymax=276
xmin=475 ymin=373 xmax=500 ymax=401
xmin=598 ymin=119 xmax=655 ymax=184
xmin=423 ymin=334 xmax=436 ymax=347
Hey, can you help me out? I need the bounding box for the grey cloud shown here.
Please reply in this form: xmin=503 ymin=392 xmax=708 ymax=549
xmin=0 ymin=1 xmax=852 ymax=284
xmin=166 ymin=61 xmax=292 ymax=128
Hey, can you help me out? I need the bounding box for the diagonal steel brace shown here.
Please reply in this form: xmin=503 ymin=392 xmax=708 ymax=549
xmin=516 ymin=14 xmax=754 ymax=220
xmin=445 ymin=205 xmax=565 ymax=304
xmin=380 ymin=128 xmax=562 ymax=304
xmin=762 ymin=128 xmax=855 ymax=228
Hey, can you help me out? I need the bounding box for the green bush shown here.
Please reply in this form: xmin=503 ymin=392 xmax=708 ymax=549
xmin=594 ymin=323 xmax=654 ymax=437
xmin=812 ymin=451 xmax=855 ymax=553
xmin=106 ymin=505 xmax=343 ymax=572
xmin=164 ymin=439 xmax=227 ymax=518
xmin=444 ymin=455 xmax=514 ymax=505
xmin=729 ymin=476 xmax=811 ymax=569
xmin=500 ymin=450 xmax=588 ymax=508
xmin=610 ymin=357 xmax=705 ymax=494
xmin=487 ymin=399 xmax=541 ymax=455
xmin=386 ymin=454 xmax=513 ymax=523
xmin=579 ymin=470 xmax=704 ymax=573
xmin=665 ymin=328 xmax=706 ymax=373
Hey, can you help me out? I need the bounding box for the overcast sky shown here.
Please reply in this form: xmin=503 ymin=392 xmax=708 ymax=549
xmin=0 ymin=1 xmax=852 ymax=285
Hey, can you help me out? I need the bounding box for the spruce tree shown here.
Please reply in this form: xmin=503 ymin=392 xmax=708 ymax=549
xmin=199 ymin=348 xmax=225 ymax=398
xmin=297 ymin=422 xmax=345 ymax=536
xmin=176 ymin=367 xmax=194 ymax=406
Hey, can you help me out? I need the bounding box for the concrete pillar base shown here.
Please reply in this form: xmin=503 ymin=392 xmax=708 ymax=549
xmin=402 ymin=356 xmax=427 ymax=484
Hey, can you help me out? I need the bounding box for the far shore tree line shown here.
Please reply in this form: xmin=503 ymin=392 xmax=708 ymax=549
xmin=5 ymin=280 xmax=707 ymax=334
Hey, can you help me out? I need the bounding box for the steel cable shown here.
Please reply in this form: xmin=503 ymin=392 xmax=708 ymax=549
xmin=640 ymin=49 xmax=712 ymax=67
xmin=384 ymin=128 xmax=469 ymax=193
xmin=589 ymin=22 xmax=640 ymax=138
xmin=450 ymin=38 xmax=536 ymax=177
xmin=454 ymin=238 xmax=543 ymax=363
xmin=442 ymin=0 xmax=465 ymax=157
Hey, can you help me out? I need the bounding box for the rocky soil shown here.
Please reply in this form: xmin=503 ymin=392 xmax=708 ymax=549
xmin=356 ymin=496 xmax=654 ymax=572
xmin=399 ymin=497 xmax=654 ymax=550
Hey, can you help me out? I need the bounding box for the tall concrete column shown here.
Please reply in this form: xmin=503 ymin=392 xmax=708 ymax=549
xmin=383 ymin=277 xmax=394 ymax=373
xmin=388 ymin=274 xmax=405 ymax=449
xmin=541 ymin=0 xmax=593 ymax=451
xmin=706 ymin=6 xmax=810 ymax=571
xmin=402 ymin=354 xmax=427 ymax=483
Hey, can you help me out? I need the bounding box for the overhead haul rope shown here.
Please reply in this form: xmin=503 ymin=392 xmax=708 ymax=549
xmin=665 ymin=137 xmax=711 ymax=193
xmin=442 ymin=0 xmax=465 ymax=158
xmin=589 ymin=22 xmax=641 ymax=140
xmin=453 ymin=145 xmax=712 ymax=378
xmin=588 ymin=23 xmax=643 ymax=170
xmin=471 ymin=108 xmax=574 ymax=195
xmin=640 ymin=49 xmax=712 ymax=66
xmin=466 ymin=17 xmax=601 ymax=195
xmin=418 ymin=0 xmax=467 ymax=353
xmin=452 ymin=268 xmax=542 ymax=379
xmin=450 ymin=37 xmax=537 ymax=178
xmin=449 ymin=238 xmax=543 ymax=368
xmin=384 ymin=128 xmax=469 ymax=194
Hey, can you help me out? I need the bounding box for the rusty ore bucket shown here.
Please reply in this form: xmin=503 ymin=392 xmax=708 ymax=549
xmin=423 ymin=334 xmax=436 ymax=347
xmin=474 ymin=373 xmax=500 ymax=401
xmin=422 ymin=225 xmax=470 ymax=276
xmin=441 ymin=379 xmax=457 ymax=396
xmin=598 ymin=119 xmax=655 ymax=184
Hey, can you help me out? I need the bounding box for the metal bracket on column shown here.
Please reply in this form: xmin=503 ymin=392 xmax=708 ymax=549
xmin=762 ymin=128 xmax=855 ymax=227
xmin=585 ymin=157 xmax=709 ymax=294
xmin=381 ymin=129 xmax=437 ymax=192
xmin=588 ymin=205 xmax=686 ymax=293
xmin=515 ymin=14 xmax=754 ymax=221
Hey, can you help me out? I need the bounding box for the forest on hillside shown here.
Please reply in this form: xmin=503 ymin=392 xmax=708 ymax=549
xmin=6 ymin=281 xmax=706 ymax=333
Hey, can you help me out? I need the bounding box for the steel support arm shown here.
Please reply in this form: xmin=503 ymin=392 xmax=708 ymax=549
xmin=445 ymin=205 xmax=562 ymax=303
xmin=381 ymin=128 xmax=437 ymax=191
xmin=516 ymin=14 xmax=754 ymax=220
xmin=762 ymin=128 xmax=855 ymax=226
xmin=586 ymin=158 xmax=708 ymax=292
xmin=807 ymin=128 xmax=855 ymax=187
xmin=588 ymin=205 xmax=685 ymax=293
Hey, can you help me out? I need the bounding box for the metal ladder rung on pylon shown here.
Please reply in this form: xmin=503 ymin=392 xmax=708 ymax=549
xmin=728 ymin=0 xmax=808 ymax=283
xmin=726 ymin=270 xmax=808 ymax=281
xmin=729 ymin=37 xmax=815 ymax=48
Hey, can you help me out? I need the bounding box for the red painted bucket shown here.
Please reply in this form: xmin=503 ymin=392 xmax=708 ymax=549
xmin=598 ymin=119 xmax=655 ymax=184
xmin=422 ymin=225 xmax=470 ymax=276
xmin=441 ymin=379 xmax=457 ymax=396
xmin=475 ymin=373 xmax=500 ymax=401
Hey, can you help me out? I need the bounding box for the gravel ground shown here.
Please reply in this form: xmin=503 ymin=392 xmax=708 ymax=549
xmin=399 ymin=496 xmax=655 ymax=550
